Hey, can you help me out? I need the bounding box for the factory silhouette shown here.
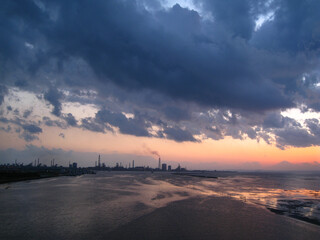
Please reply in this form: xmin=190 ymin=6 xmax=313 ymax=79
xmin=93 ymin=154 xmax=184 ymax=172
xmin=0 ymin=154 xmax=186 ymax=184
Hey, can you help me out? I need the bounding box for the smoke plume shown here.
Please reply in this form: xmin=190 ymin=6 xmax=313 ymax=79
xmin=142 ymin=144 xmax=160 ymax=158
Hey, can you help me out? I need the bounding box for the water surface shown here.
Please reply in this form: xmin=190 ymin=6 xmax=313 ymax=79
xmin=0 ymin=171 xmax=319 ymax=239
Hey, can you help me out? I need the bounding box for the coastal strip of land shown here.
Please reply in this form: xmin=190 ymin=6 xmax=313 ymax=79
xmin=0 ymin=167 xmax=95 ymax=184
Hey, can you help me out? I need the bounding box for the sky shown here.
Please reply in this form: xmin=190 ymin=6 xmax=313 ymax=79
xmin=0 ymin=0 xmax=320 ymax=170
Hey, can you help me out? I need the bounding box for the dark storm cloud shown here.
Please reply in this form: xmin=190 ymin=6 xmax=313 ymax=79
xmin=305 ymin=119 xmax=320 ymax=136
xmin=96 ymin=109 xmax=150 ymax=137
xmin=22 ymin=124 xmax=42 ymax=134
xmin=63 ymin=113 xmax=77 ymax=127
xmin=0 ymin=116 xmax=42 ymax=142
xmin=20 ymin=132 xmax=39 ymax=142
xmin=50 ymin=0 xmax=293 ymax=111
xmin=202 ymin=0 xmax=256 ymax=40
xmin=81 ymin=117 xmax=105 ymax=133
xmin=206 ymin=126 xmax=223 ymax=140
xmin=271 ymin=117 xmax=320 ymax=149
xmin=1 ymin=0 xmax=320 ymax=147
xmin=14 ymin=79 xmax=28 ymax=88
xmin=275 ymin=127 xmax=319 ymax=149
xmin=42 ymin=116 xmax=66 ymax=129
xmin=163 ymin=126 xmax=198 ymax=142
xmin=44 ymin=87 xmax=63 ymax=116
xmin=23 ymin=109 xmax=32 ymax=118
xmin=263 ymin=112 xmax=286 ymax=129
xmin=42 ymin=114 xmax=78 ymax=129
xmin=13 ymin=109 xmax=19 ymax=115
xmin=252 ymin=0 xmax=320 ymax=52
xmin=163 ymin=106 xmax=191 ymax=122
xmin=0 ymin=0 xmax=47 ymax=59
xmin=0 ymin=125 xmax=11 ymax=133
xmin=0 ymin=0 xmax=297 ymax=110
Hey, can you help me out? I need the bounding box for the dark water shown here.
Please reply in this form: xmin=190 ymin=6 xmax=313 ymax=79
xmin=0 ymin=171 xmax=319 ymax=239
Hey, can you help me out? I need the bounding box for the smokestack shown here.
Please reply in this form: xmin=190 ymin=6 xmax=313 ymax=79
xmin=158 ymin=158 xmax=161 ymax=169
xmin=132 ymin=160 xmax=135 ymax=168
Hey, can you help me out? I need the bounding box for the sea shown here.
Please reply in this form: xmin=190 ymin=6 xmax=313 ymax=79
xmin=0 ymin=171 xmax=319 ymax=239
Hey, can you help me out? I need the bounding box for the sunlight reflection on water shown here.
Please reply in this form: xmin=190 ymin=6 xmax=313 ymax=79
xmin=196 ymin=174 xmax=320 ymax=224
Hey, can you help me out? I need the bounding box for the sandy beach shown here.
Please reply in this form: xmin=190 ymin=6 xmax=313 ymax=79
xmin=109 ymin=196 xmax=320 ymax=240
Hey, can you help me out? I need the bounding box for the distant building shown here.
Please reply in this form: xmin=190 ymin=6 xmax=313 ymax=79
xmin=176 ymin=164 xmax=181 ymax=172
xmin=72 ymin=162 xmax=77 ymax=168
xmin=162 ymin=163 xmax=167 ymax=171
xmin=168 ymin=165 xmax=171 ymax=171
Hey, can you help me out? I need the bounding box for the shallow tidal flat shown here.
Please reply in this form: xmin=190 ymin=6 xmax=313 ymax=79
xmin=0 ymin=171 xmax=319 ymax=240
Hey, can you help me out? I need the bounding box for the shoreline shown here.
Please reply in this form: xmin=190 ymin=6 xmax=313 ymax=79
xmin=0 ymin=172 xmax=60 ymax=184
xmin=0 ymin=172 xmax=88 ymax=185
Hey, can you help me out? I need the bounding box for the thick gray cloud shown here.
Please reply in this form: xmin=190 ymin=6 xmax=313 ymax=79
xmin=252 ymin=0 xmax=320 ymax=52
xmin=81 ymin=117 xmax=106 ymax=133
xmin=20 ymin=131 xmax=39 ymax=142
xmin=96 ymin=109 xmax=150 ymax=137
xmin=1 ymin=0 xmax=320 ymax=148
xmin=163 ymin=106 xmax=191 ymax=122
xmin=0 ymin=117 xmax=43 ymax=142
xmin=0 ymin=0 xmax=302 ymax=110
xmin=163 ymin=126 xmax=198 ymax=142
xmin=63 ymin=113 xmax=77 ymax=127
xmin=0 ymin=125 xmax=11 ymax=133
xmin=22 ymin=124 xmax=42 ymax=134
xmin=44 ymin=87 xmax=63 ymax=116
xmin=42 ymin=116 xmax=66 ymax=129
xmin=202 ymin=0 xmax=256 ymax=40
xmin=272 ymin=117 xmax=320 ymax=149
xmin=23 ymin=109 xmax=32 ymax=118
